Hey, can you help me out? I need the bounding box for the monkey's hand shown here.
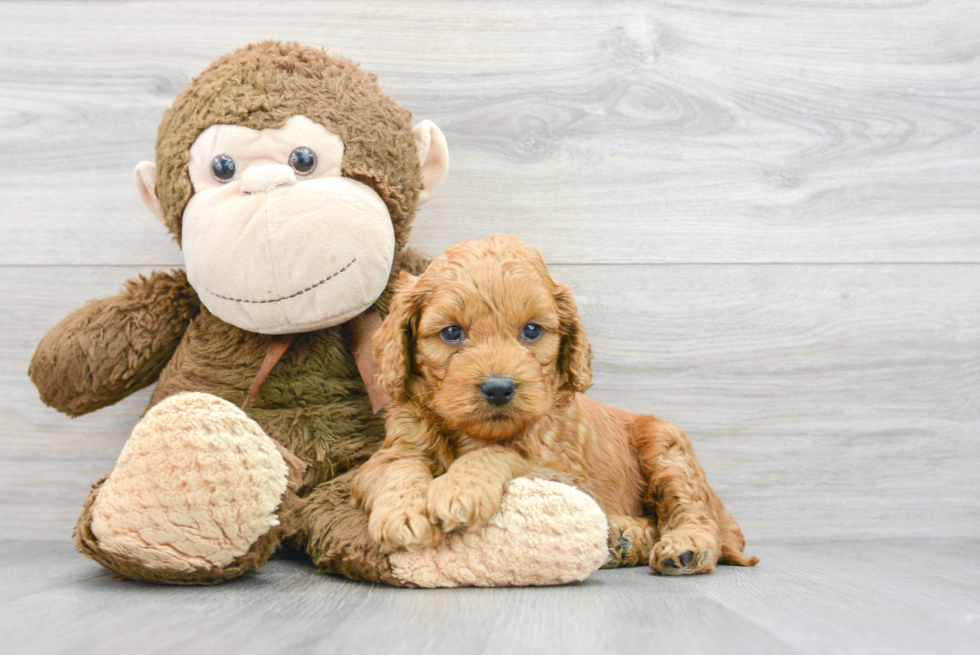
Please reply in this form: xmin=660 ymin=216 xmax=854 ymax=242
xmin=29 ymin=269 xmax=199 ymax=417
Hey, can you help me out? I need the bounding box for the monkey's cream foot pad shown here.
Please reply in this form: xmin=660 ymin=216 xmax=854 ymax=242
xmin=90 ymin=392 xmax=289 ymax=572
xmin=390 ymin=477 xmax=609 ymax=587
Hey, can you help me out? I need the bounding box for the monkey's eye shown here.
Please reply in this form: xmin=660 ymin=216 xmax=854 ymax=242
xmin=211 ymin=155 xmax=236 ymax=182
xmin=521 ymin=323 xmax=543 ymax=342
xmin=289 ymin=147 xmax=317 ymax=175
xmin=440 ymin=325 xmax=465 ymax=344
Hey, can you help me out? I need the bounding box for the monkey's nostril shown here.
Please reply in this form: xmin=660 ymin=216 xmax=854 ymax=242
xmin=480 ymin=376 xmax=516 ymax=407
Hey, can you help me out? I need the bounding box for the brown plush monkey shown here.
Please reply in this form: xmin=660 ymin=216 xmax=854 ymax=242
xmin=30 ymin=42 xmax=609 ymax=586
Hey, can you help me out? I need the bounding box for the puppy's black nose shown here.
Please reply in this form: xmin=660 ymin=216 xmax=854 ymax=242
xmin=480 ymin=376 xmax=516 ymax=406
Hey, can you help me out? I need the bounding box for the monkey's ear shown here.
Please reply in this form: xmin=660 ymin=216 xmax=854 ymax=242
xmin=134 ymin=161 xmax=166 ymax=225
xmin=412 ymin=120 xmax=449 ymax=205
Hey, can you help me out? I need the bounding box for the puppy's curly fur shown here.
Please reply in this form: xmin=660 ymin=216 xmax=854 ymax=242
xmin=353 ymin=236 xmax=758 ymax=575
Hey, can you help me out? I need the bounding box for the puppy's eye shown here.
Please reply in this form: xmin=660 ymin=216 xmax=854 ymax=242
xmin=211 ymin=155 xmax=236 ymax=182
xmin=289 ymin=147 xmax=317 ymax=175
xmin=440 ymin=325 xmax=465 ymax=344
xmin=521 ymin=323 xmax=543 ymax=342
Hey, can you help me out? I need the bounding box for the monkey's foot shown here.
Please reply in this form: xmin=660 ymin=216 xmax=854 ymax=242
xmin=389 ymin=477 xmax=608 ymax=587
xmin=650 ymin=525 xmax=721 ymax=576
xmin=89 ymin=392 xmax=291 ymax=575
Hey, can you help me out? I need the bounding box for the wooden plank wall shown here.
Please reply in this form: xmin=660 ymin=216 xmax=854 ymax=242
xmin=1 ymin=0 xmax=977 ymax=542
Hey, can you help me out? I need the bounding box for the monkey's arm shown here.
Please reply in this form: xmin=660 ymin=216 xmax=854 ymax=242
xmin=29 ymin=269 xmax=200 ymax=417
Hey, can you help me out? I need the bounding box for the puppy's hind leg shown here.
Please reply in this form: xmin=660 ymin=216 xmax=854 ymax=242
xmin=633 ymin=416 xmax=756 ymax=575
xmin=603 ymin=515 xmax=658 ymax=568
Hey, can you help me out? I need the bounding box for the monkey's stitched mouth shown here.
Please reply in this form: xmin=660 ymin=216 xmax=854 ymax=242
xmin=205 ymin=257 xmax=356 ymax=304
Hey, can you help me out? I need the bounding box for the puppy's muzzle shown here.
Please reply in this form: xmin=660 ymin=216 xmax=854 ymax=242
xmin=480 ymin=376 xmax=517 ymax=407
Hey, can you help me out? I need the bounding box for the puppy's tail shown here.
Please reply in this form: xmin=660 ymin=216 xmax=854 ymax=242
xmin=719 ymin=529 xmax=760 ymax=567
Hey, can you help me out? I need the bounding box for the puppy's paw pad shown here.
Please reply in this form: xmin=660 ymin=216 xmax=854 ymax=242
xmin=651 ymin=528 xmax=719 ymax=576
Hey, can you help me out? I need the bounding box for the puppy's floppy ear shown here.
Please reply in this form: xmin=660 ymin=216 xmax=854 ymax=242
xmin=375 ymin=271 xmax=425 ymax=401
xmin=554 ymin=282 xmax=593 ymax=393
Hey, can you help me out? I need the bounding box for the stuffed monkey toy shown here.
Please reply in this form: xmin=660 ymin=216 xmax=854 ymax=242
xmin=29 ymin=42 xmax=610 ymax=586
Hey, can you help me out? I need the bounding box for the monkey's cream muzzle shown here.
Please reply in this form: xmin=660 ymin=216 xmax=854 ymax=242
xmin=240 ymin=165 xmax=297 ymax=194
xmin=180 ymin=116 xmax=396 ymax=335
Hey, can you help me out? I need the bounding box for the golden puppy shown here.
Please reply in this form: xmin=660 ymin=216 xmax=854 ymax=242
xmin=353 ymin=236 xmax=758 ymax=575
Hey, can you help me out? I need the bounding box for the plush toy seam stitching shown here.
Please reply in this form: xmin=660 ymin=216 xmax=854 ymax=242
xmin=206 ymin=257 xmax=357 ymax=304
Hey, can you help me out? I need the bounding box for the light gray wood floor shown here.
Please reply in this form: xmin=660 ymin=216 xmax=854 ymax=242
xmin=3 ymin=540 xmax=979 ymax=655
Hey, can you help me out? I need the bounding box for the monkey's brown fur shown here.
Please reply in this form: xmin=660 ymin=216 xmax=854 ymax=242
xmin=354 ymin=236 xmax=758 ymax=574
xmin=30 ymin=42 xmax=430 ymax=585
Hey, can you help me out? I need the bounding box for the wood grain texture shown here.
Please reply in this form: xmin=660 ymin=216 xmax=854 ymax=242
xmin=1 ymin=1 xmax=977 ymax=547
xmin=4 ymin=264 xmax=977 ymax=541
xmin=0 ymin=0 xmax=978 ymax=265
xmin=1 ymin=540 xmax=978 ymax=655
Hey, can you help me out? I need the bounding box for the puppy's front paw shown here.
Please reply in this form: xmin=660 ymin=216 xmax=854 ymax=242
xmin=650 ymin=526 xmax=720 ymax=575
xmin=368 ymin=502 xmax=442 ymax=553
xmin=426 ymin=474 xmax=503 ymax=533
